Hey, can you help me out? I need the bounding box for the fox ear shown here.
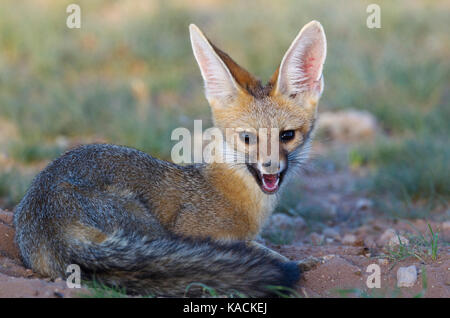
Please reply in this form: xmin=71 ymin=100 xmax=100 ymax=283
xmin=189 ymin=24 xmax=243 ymax=108
xmin=272 ymin=21 xmax=327 ymax=103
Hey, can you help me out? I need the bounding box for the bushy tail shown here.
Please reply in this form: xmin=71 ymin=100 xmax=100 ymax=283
xmin=67 ymin=231 xmax=300 ymax=297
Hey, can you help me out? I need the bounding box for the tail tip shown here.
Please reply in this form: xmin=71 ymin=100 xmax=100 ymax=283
xmin=280 ymin=261 xmax=301 ymax=288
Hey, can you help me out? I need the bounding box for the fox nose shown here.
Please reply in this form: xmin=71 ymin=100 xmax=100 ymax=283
xmin=259 ymin=160 xmax=281 ymax=174
xmin=262 ymin=160 xmax=271 ymax=168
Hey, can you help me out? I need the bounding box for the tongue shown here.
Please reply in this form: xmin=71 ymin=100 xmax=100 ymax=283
xmin=261 ymin=174 xmax=279 ymax=193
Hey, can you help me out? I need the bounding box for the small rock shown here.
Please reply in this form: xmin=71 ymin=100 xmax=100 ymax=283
xmin=364 ymin=237 xmax=377 ymax=249
xmin=55 ymin=136 xmax=69 ymax=149
xmin=342 ymin=234 xmax=357 ymax=245
xmin=268 ymin=213 xmax=306 ymax=230
xmin=323 ymin=228 xmax=340 ymax=240
xmin=378 ymin=228 xmax=397 ymax=246
xmin=397 ymin=265 xmax=417 ymax=288
xmin=268 ymin=213 xmax=292 ymax=228
xmin=292 ymin=216 xmax=306 ymax=229
xmin=54 ymin=291 xmax=64 ymax=298
xmin=355 ymin=198 xmax=373 ymax=211
xmin=0 ymin=210 xmax=14 ymax=225
xmin=297 ymin=256 xmax=321 ymax=272
xmin=378 ymin=258 xmax=389 ymax=266
xmin=316 ymin=110 xmax=378 ymax=142
xmin=388 ymin=235 xmax=409 ymax=247
xmin=322 ymin=254 xmax=336 ymax=262
xmin=310 ymin=232 xmax=324 ymax=245
xmin=442 ymin=221 xmax=450 ymax=231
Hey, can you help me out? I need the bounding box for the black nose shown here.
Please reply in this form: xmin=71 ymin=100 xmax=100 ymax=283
xmin=262 ymin=160 xmax=271 ymax=167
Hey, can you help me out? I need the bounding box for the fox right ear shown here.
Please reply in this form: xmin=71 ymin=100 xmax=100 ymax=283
xmin=189 ymin=24 xmax=243 ymax=108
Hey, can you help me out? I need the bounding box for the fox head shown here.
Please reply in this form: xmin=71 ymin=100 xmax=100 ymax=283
xmin=190 ymin=21 xmax=326 ymax=195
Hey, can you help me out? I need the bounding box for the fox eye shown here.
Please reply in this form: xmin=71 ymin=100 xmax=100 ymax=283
xmin=239 ymin=131 xmax=256 ymax=145
xmin=280 ymin=130 xmax=295 ymax=142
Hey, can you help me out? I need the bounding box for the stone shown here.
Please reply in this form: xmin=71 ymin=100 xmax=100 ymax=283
xmin=378 ymin=228 xmax=396 ymax=246
xmin=388 ymin=235 xmax=409 ymax=247
xmin=323 ymin=228 xmax=340 ymax=240
xmin=310 ymin=232 xmax=324 ymax=245
xmin=342 ymin=234 xmax=357 ymax=245
xmin=0 ymin=210 xmax=14 ymax=225
xmin=316 ymin=110 xmax=378 ymax=142
xmin=355 ymin=198 xmax=373 ymax=211
xmin=397 ymin=265 xmax=417 ymax=288
xmin=268 ymin=213 xmax=305 ymax=230
xmin=442 ymin=221 xmax=450 ymax=231
xmin=378 ymin=258 xmax=389 ymax=266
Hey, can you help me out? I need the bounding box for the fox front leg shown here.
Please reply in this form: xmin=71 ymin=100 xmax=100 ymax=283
xmin=247 ymin=240 xmax=290 ymax=262
xmin=247 ymin=241 xmax=320 ymax=272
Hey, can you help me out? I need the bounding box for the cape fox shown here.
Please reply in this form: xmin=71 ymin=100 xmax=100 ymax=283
xmin=14 ymin=21 xmax=327 ymax=297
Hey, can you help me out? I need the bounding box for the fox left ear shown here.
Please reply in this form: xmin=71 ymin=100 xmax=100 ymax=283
xmin=271 ymin=21 xmax=327 ymax=105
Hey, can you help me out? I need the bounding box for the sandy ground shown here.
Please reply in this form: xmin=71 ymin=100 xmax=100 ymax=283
xmin=1 ymin=205 xmax=448 ymax=298
xmin=0 ymin=210 xmax=86 ymax=297
xmin=266 ymin=166 xmax=450 ymax=298
xmin=272 ymin=229 xmax=450 ymax=298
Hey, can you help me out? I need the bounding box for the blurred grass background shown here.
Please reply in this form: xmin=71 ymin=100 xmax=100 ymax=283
xmin=0 ymin=0 xmax=448 ymax=217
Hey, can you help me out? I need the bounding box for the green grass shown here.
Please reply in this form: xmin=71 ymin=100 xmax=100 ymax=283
xmin=352 ymin=138 xmax=450 ymax=200
xmin=380 ymin=224 xmax=442 ymax=266
xmin=427 ymin=224 xmax=439 ymax=261
xmin=79 ymin=280 xmax=130 ymax=298
xmin=8 ymin=141 xmax=64 ymax=164
xmin=184 ymin=283 xmax=301 ymax=298
xmin=0 ymin=0 xmax=448 ymax=213
xmin=0 ymin=169 xmax=35 ymax=208
xmin=383 ymin=235 xmax=426 ymax=265
xmin=81 ymin=280 xmax=250 ymax=298
xmin=336 ymin=266 xmax=428 ymax=298
xmin=262 ymin=228 xmax=295 ymax=245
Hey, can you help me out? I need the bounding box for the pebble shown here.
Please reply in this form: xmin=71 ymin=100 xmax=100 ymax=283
xmin=442 ymin=221 xmax=450 ymax=231
xmin=378 ymin=258 xmax=389 ymax=265
xmin=323 ymin=228 xmax=340 ymax=240
xmin=322 ymin=254 xmax=336 ymax=262
xmin=378 ymin=228 xmax=396 ymax=246
xmin=0 ymin=211 xmax=14 ymax=225
xmin=293 ymin=216 xmax=306 ymax=229
xmin=388 ymin=235 xmax=409 ymax=247
xmin=397 ymin=265 xmax=417 ymax=288
xmin=355 ymin=198 xmax=373 ymax=211
xmin=342 ymin=234 xmax=357 ymax=245
xmin=268 ymin=213 xmax=306 ymax=230
xmin=310 ymin=232 xmax=324 ymax=245
xmin=364 ymin=237 xmax=377 ymax=249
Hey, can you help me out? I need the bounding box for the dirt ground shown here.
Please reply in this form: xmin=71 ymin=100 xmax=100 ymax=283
xmin=0 ymin=210 xmax=85 ymax=297
xmin=272 ymin=231 xmax=450 ymax=298
xmin=265 ymin=165 xmax=450 ymax=298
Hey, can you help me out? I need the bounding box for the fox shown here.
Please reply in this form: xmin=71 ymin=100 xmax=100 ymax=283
xmin=14 ymin=21 xmax=327 ymax=297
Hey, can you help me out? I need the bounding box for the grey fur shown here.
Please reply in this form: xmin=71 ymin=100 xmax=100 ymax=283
xmin=14 ymin=144 xmax=300 ymax=297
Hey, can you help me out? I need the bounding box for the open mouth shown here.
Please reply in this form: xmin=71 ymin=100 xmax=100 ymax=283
xmin=246 ymin=164 xmax=286 ymax=194
xmin=261 ymin=173 xmax=280 ymax=193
